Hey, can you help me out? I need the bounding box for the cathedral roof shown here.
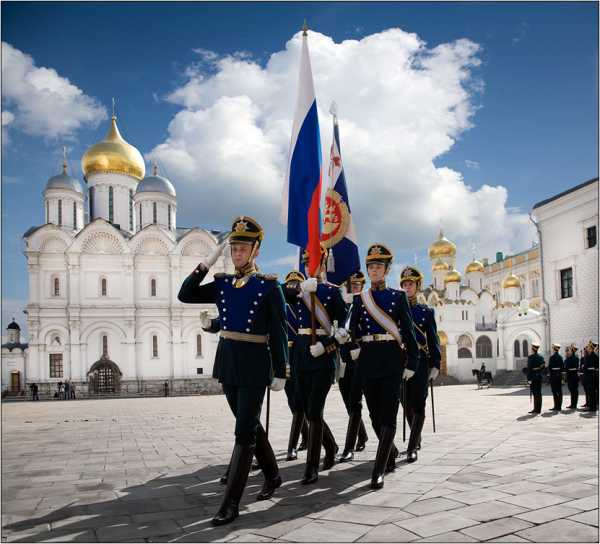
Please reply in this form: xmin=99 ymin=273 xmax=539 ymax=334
xmin=45 ymin=172 xmax=84 ymax=194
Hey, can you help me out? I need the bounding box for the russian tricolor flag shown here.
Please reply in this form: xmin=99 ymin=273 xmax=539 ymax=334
xmin=280 ymin=28 xmax=322 ymax=278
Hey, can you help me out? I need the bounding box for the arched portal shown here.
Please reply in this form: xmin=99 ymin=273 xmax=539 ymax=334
xmin=437 ymin=330 xmax=448 ymax=375
xmin=87 ymin=356 xmax=122 ymax=394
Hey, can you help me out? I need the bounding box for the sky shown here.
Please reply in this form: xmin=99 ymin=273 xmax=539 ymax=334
xmin=2 ymin=1 xmax=598 ymax=337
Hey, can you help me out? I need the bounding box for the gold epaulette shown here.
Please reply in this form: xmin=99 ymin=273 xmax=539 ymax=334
xmin=257 ymin=273 xmax=278 ymax=281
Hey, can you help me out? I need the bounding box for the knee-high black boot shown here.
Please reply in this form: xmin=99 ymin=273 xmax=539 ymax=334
xmin=212 ymin=443 xmax=254 ymax=526
xmin=338 ymin=412 xmax=361 ymax=462
xmin=301 ymin=419 xmax=323 ymax=485
xmin=406 ymin=412 xmax=425 ymax=464
xmin=356 ymin=418 xmax=368 ymax=451
xmin=322 ymin=421 xmax=339 ymax=470
xmin=298 ymin=416 xmax=309 ymax=450
xmin=220 ymin=461 xmax=230 ymax=485
xmin=371 ymin=425 xmax=395 ymax=490
xmin=286 ymin=413 xmax=304 ymax=461
xmin=254 ymin=425 xmax=282 ymax=500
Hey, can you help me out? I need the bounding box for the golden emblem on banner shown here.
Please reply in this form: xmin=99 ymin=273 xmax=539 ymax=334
xmin=321 ymin=189 xmax=350 ymax=249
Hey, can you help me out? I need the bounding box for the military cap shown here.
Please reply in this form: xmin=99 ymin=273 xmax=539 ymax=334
xmin=229 ymin=215 xmax=264 ymax=245
xmin=531 ymin=341 xmax=540 ymax=349
xmin=301 ymin=243 xmax=328 ymax=265
xmin=285 ymin=270 xmax=306 ymax=283
xmin=349 ymin=270 xmax=366 ymax=285
xmin=587 ymin=339 xmax=599 ymax=349
xmin=366 ymin=243 xmax=393 ymax=266
xmin=552 ymin=343 xmax=561 ymax=349
xmin=568 ymin=344 xmax=578 ymax=352
xmin=400 ymin=266 xmax=424 ymax=287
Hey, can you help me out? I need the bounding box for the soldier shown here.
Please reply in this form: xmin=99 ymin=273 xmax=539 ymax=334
xmin=582 ymin=340 xmax=599 ymax=412
xmin=348 ymin=245 xmax=419 ymax=489
xmin=337 ymin=271 xmax=369 ymax=462
xmin=548 ymin=343 xmax=564 ymax=411
xmin=399 ymin=266 xmax=441 ymax=463
xmin=282 ymin=270 xmax=309 ymax=461
xmin=178 ymin=216 xmax=288 ymax=526
xmin=527 ymin=342 xmax=545 ymax=414
xmin=564 ymin=344 xmax=580 ymax=409
xmin=286 ymin=244 xmax=347 ymax=485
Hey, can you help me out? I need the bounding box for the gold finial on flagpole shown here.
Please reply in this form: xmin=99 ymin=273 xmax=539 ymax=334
xmin=302 ymin=19 xmax=308 ymax=36
xmin=112 ymin=97 xmax=116 ymax=119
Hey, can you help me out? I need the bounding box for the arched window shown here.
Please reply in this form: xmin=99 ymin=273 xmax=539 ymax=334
xmin=476 ymin=335 xmax=493 ymax=358
xmin=58 ymin=199 xmax=62 ymax=226
xmin=522 ymin=339 xmax=528 ymax=356
xmin=101 ymin=277 xmax=107 ymax=297
xmin=196 ymin=334 xmax=202 ymax=357
xmin=152 ymin=335 xmax=158 ymax=358
xmin=102 ymin=335 xmax=108 ymax=357
xmin=53 ymin=277 xmax=60 ymax=296
xmin=46 ymin=201 xmax=49 ymax=223
xmin=150 ymin=278 xmax=157 ymax=297
xmin=168 ymin=204 xmax=172 ymax=230
xmin=73 ymin=201 xmax=77 ymax=230
xmin=458 ymin=347 xmax=472 ymax=359
xmin=129 ymin=189 xmax=134 ymax=231
xmin=458 ymin=335 xmax=473 ymax=349
xmin=152 ymin=202 xmax=157 ymax=224
xmin=108 ymin=186 xmax=114 ymax=223
xmin=89 ymin=186 xmax=95 ymax=218
xmin=514 ymin=340 xmax=521 ymax=357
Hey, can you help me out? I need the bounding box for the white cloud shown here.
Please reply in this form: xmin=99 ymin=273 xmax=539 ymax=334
xmin=1 ymin=42 xmax=107 ymax=139
xmin=262 ymin=253 xmax=299 ymax=268
xmin=465 ymin=159 xmax=480 ymax=169
xmin=148 ymin=28 xmax=535 ymax=267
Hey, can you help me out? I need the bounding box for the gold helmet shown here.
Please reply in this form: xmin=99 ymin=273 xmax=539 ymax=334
xmin=284 ymin=270 xmax=306 ymax=284
xmin=366 ymin=243 xmax=393 ymax=268
xmin=400 ymin=266 xmax=424 ymax=290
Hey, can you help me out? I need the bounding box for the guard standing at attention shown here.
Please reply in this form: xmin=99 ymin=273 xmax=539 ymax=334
xmin=548 ymin=343 xmax=564 ymax=411
xmin=564 ymin=344 xmax=580 ymax=409
xmin=582 ymin=340 xmax=599 ymax=412
xmin=178 ymin=216 xmax=288 ymax=526
xmin=527 ymin=342 xmax=545 ymax=414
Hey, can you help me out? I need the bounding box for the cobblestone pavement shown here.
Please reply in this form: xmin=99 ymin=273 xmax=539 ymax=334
xmin=2 ymin=384 xmax=598 ymax=543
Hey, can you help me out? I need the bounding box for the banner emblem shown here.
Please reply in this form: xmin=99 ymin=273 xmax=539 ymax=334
xmin=321 ymin=189 xmax=350 ymax=249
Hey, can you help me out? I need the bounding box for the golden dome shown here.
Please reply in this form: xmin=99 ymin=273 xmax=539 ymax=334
xmin=444 ymin=269 xmax=461 ymax=283
xmin=432 ymin=259 xmax=450 ymax=272
xmin=429 ymin=230 xmax=456 ymax=259
xmin=81 ymin=116 xmax=145 ymax=180
xmin=502 ymin=273 xmax=521 ymax=289
xmin=465 ymin=260 xmax=484 ymax=273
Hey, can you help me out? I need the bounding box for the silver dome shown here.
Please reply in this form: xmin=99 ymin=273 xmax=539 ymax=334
xmin=45 ymin=173 xmax=84 ymax=194
xmin=136 ymin=175 xmax=176 ymax=197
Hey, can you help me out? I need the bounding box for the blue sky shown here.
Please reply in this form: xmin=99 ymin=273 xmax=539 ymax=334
xmin=2 ymin=2 xmax=598 ymax=334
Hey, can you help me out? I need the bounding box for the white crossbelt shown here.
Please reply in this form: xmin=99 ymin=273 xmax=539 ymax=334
xmin=298 ymin=328 xmax=327 ymax=336
xmin=360 ymin=333 xmax=395 ymax=343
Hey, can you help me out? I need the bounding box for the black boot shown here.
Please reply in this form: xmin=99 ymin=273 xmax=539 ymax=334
xmin=286 ymin=413 xmax=304 ymax=461
xmin=298 ymin=417 xmax=308 ymax=451
xmin=406 ymin=412 xmax=425 ymax=464
xmin=220 ymin=462 xmax=230 ymax=485
xmin=338 ymin=412 xmax=361 ymax=462
xmin=355 ymin=418 xmax=368 ymax=451
xmin=212 ymin=443 xmax=254 ymax=526
xmin=371 ymin=425 xmax=395 ymax=490
xmin=254 ymin=424 xmax=282 ymax=501
xmin=301 ymin=419 xmax=322 ymax=485
xmin=386 ymin=444 xmax=398 ymax=473
xmin=322 ymin=421 xmax=339 ymax=470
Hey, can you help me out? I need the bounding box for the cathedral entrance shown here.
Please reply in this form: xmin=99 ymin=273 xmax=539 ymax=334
xmin=438 ymin=331 xmax=448 ymax=375
xmin=10 ymin=371 xmax=20 ymax=392
xmin=87 ymin=356 xmax=122 ymax=394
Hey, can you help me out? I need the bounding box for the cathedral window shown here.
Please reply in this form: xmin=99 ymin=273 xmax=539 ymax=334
xmin=458 ymin=347 xmax=472 ymax=359
xmin=49 ymin=353 xmax=63 ymax=378
xmin=129 ymin=189 xmax=134 ymax=231
xmin=139 ymin=204 xmax=143 ymax=231
xmin=102 ymin=335 xmax=108 ymax=357
xmin=168 ymin=205 xmax=172 ymax=230
xmin=150 ymin=278 xmax=157 ymax=297
xmin=522 ymin=339 xmax=528 ymax=355
xmin=153 ymin=202 xmax=157 ymax=224
xmin=586 ymin=225 xmax=597 ymax=249
xmin=58 ymin=199 xmax=62 ymax=226
xmin=53 ymin=277 xmax=60 ymax=297
xmin=46 ymin=201 xmax=49 ymax=223
xmin=476 ymin=335 xmax=492 ymax=358
xmin=152 ymin=335 xmax=158 ymax=358
xmin=196 ymin=334 xmax=202 ymax=357
xmin=514 ymin=340 xmax=520 ymax=358
xmin=73 ymin=202 xmax=77 ymax=230
xmin=101 ymin=277 xmax=107 ymax=297
xmin=560 ymin=268 xmax=573 ymax=299
xmin=89 ymin=186 xmax=95 ymax=218
xmin=108 ymin=186 xmax=114 ymax=223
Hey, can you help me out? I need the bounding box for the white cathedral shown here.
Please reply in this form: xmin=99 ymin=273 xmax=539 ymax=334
xmin=2 ymin=115 xmax=233 ymax=396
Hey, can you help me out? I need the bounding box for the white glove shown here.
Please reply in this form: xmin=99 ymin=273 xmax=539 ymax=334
xmin=334 ymin=328 xmax=350 ymax=345
xmin=199 ymin=311 xmax=212 ymax=329
xmin=403 ymin=368 xmax=415 ymax=381
xmin=300 ymin=277 xmax=318 ymax=294
xmin=202 ymin=236 xmax=229 ymax=269
xmin=340 ymin=285 xmax=353 ymax=304
xmin=338 ymin=362 xmax=347 ymax=380
xmin=309 ymin=342 xmax=325 ymax=358
xmin=270 ymin=377 xmax=286 ymax=392
xmin=350 ymin=348 xmax=361 ymax=361
xmin=429 ymin=367 xmax=439 ymax=381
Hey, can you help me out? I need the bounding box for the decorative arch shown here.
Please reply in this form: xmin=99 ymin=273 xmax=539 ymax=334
xmin=39 ymin=324 xmax=70 ymax=347
xmin=129 ymin=226 xmax=174 ymax=255
xmin=80 ymin=321 xmax=127 ymax=346
xmin=87 ymin=356 xmax=122 ymax=394
xmin=137 ymin=320 xmax=171 ymax=339
xmin=437 ymin=330 xmax=448 ymax=346
xmin=27 ymin=224 xmax=74 ymax=252
xmin=69 ymin=219 xmax=130 ymax=255
xmin=457 ymin=334 xmax=473 ymax=349
xmin=476 ymin=335 xmax=493 ymax=358
xmin=174 ymin=228 xmax=219 ymax=257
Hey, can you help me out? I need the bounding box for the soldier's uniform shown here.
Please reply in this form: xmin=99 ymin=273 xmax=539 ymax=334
xmin=548 ymin=344 xmax=564 ymax=411
xmin=283 ymin=271 xmax=309 ymax=461
xmin=178 ymin=216 xmax=288 ymax=526
xmin=285 ymin=245 xmax=347 ymax=485
xmin=527 ymin=343 xmax=545 ymax=414
xmin=564 ymin=345 xmax=580 ymax=409
xmin=582 ymin=341 xmax=599 ymax=412
xmin=348 ymin=245 xmax=419 ymax=489
xmin=338 ymin=271 xmax=369 ymax=462
xmin=399 ymin=266 xmax=441 ymax=463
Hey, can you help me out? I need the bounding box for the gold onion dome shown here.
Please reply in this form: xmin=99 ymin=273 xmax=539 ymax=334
xmin=428 ymin=230 xmax=456 ymax=259
xmin=81 ymin=116 xmax=145 ymax=180
xmin=465 ymin=260 xmax=484 ymax=273
xmin=502 ymin=273 xmax=521 ymax=289
xmin=444 ymin=269 xmax=462 ymax=283
xmin=432 ymin=259 xmax=450 ymax=272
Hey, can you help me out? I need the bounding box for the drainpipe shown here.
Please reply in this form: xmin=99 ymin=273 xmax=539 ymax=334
xmin=529 ymin=213 xmax=551 ymax=354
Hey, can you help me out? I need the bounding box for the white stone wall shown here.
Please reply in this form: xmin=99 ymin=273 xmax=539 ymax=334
xmin=87 ymin=172 xmax=139 ymax=233
xmin=44 ymin=189 xmax=85 ymax=232
xmin=134 ymin=193 xmax=177 ymax=232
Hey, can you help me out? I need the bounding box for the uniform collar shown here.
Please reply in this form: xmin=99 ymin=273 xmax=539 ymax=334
xmin=234 ymin=262 xmax=257 ymax=278
xmin=371 ymin=280 xmax=386 ymax=291
xmin=408 ymin=294 xmax=418 ymax=306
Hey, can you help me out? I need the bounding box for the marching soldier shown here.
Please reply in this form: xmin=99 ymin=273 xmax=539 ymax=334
xmin=348 ymin=244 xmax=419 ymax=489
xmin=564 ymin=344 xmax=580 ymax=409
xmin=399 ymin=266 xmax=441 ymax=462
xmin=337 ymin=271 xmax=369 ymax=462
xmin=178 ymin=216 xmax=288 ymax=526
xmin=527 ymin=342 xmax=545 ymax=414
xmin=582 ymin=340 xmax=599 ymax=412
xmin=286 ymin=244 xmax=347 ymax=485
xmin=283 ymin=271 xmax=309 ymax=461
xmin=548 ymin=343 xmax=564 ymax=411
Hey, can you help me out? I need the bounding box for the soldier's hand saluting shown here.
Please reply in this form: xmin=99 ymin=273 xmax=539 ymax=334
xmin=201 ymin=235 xmax=230 ymax=270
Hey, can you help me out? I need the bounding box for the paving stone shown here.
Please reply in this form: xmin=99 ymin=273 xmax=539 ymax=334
xmin=445 ymin=488 xmax=513 ymax=505
xmin=541 ymin=482 xmax=598 ymax=499
xmin=281 ymin=519 xmax=372 ymax=542
xmin=563 ymin=494 xmax=599 ymax=511
xmin=514 ymin=504 xmax=585 ymax=524
xmin=450 ymin=500 xmax=527 ymax=522
xmin=499 ymin=491 xmax=572 ymax=509
xmin=516 ymin=518 xmax=600 ymax=542
xmin=568 ymin=509 xmax=599 ymax=527
xmin=350 ymin=491 xmax=420 ymax=509
xmin=395 ymin=510 xmax=479 ymax=538
xmin=316 ymin=504 xmax=393 ymax=525
xmin=460 ymin=517 xmax=533 ymax=540
xmin=357 ymin=523 xmax=420 ymax=542
xmin=402 ymin=497 xmax=465 ymax=516
xmin=487 ymin=535 xmax=531 ymax=542
xmin=417 ymin=530 xmax=479 ymax=542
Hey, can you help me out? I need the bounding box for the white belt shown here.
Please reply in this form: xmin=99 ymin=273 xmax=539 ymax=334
xmin=360 ymin=333 xmax=395 ymax=343
xmin=298 ymin=328 xmax=327 ymax=336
